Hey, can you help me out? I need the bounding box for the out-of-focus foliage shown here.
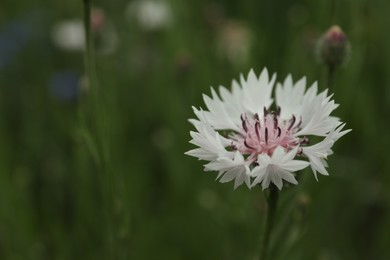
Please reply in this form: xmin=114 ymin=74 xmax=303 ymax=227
xmin=0 ymin=0 xmax=389 ymax=259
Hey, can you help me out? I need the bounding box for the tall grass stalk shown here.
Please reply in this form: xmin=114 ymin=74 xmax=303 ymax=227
xmin=81 ymin=0 xmax=116 ymax=257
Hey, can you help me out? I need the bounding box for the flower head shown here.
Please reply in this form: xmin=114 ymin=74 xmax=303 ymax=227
xmin=49 ymin=71 xmax=81 ymax=102
xmin=186 ymin=68 xmax=350 ymax=190
xmin=216 ymin=20 xmax=252 ymax=66
xmin=51 ymin=8 xmax=118 ymax=54
xmin=0 ymin=19 xmax=32 ymax=69
xmin=126 ymin=0 xmax=172 ymax=31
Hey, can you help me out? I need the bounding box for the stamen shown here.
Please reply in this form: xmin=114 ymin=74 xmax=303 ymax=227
xmin=300 ymin=136 xmax=309 ymax=144
xmin=277 ymin=127 xmax=281 ymax=138
xmin=273 ymin=117 xmax=278 ymax=129
xmin=255 ymin=122 xmax=261 ymax=140
xmin=242 ymin=120 xmax=248 ymax=132
xmin=233 ymin=109 xmax=301 ymax=157
xmin=244 ymin=140 xmax=255 ymax=150
xmin=296 ymin=116 xmax=302 ymax=129
xmin=288 ymin=115 xmax=296 ymax=131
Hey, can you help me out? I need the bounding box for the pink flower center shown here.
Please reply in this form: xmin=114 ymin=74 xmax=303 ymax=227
xmin=231 ymin=108 xmax=307 ymax=161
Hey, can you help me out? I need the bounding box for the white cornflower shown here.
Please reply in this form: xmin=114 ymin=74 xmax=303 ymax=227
xmin=186 ymin=68 xmax=350 ymax=190
xmin=51 ymin=20 xmax=85 ymax=51
xmin=51 ymin=8 xmax=118 ymax=54
xmin=126 ymin=0 xmax=172 ymax=31
xmin=216 ymin=20 xmax=252 ymax=66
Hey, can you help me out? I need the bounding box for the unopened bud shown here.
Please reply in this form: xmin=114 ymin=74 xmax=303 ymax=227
xmin=317 ymin=25 xmax=350 ymax=68
xmin=91 ymin=8 xmax=106 ymax=32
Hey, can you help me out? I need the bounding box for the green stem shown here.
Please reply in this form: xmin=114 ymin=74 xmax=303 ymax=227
xmin=260 ymin=185 xmax=279 ymax=260
xmin=82 ymin=0 xmax=115 ymax=257
xmin=326 ymin=64 xmax=335 ymax=91
xmin=329 ymin=0 xmax=336 ymax=24
xmin=83 ymin=0 xmax=93 ymax=84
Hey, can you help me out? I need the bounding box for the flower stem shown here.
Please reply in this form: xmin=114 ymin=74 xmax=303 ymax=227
xmin=326 ymin=64 xmax=335 ymax=90
xmin=82 ymin=0 xmax=115 ymax=257
xmin=260 ymin=184 xmax=279 ymax=260
xmin=82 ymin=0 xmax=94 ymax=85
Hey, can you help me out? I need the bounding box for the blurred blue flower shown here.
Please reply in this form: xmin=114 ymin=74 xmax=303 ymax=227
xmin=49 ymin=71 xmax=81 ymax=102
xmin=0 ymin=20 xmax=32 ymax=69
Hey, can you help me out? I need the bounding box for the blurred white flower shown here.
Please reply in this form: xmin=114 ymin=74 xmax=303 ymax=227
xmin=51 ymin=8 xmax=118 ymax=54
xmin=51 ymin=20 xmax=85 ymax=51
xmin=126 ymin=0 xmax=172 ymax=31
xmin=186 ymin=68 xmax=350 ymax=190
xmin=217 ymin=20 xmax=252 ymax=66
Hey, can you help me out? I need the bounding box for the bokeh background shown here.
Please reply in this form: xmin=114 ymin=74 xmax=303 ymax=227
xmin=0 ymin=0 xmax=389 ymax=259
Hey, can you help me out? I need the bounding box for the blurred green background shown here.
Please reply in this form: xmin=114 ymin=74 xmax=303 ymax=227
xmin=0 ymin=0 xmax=389 ymax=259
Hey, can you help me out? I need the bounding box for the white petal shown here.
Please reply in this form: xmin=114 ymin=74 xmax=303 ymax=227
xmin=279 ymin=147 xmax=298 ymax=163
xmin=204 ymin=152 xmax=250 ymax=189
xmin=271 ymin=146 xmax=286 ymax=162
xmin=277 ymin=168 xmax=298 ymax=185
xmin=233 ymin=169 xmax=250 ymax=190
xmin=186 ymin=109 xmax=235 ymax=162
xmin=261 ymin=168 xmax=272 ymax=190
xmin=185 ymin=148 xmax=215 ymax=161
xmin=276 ymin=75 xmax=306 ymax=120
xmin=252 ymin=146 xmax=307 ymax=190
xmin=251 ymin=166 xmax=266 ymax=187
xmin=201 ymin=89 xmax=240 ymax=131
xmin=257 ymin=153 xmax=271 ymax=167
xmin=301 ymin=121 xmax=350 ymax=180
xmin=241 ymin=68 xmax=276 ymax=115
xmin=269 ymin=166 xmax=283 ymax=190
xmin=282 ymin=160 xmax=310 ymax=172
xmin=308 ymin=155 xmax=329 ymax=176
xmin=295 ymin=90 xmax=340 ymax=137
xmin=219 ymin=168 xmax=238 ymax=183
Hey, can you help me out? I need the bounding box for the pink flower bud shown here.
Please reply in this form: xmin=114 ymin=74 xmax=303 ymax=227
xmin=91 ymin=8 xmax=106 ymax=32
xmin=317 ymin=25 xmax=351 ymax=68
